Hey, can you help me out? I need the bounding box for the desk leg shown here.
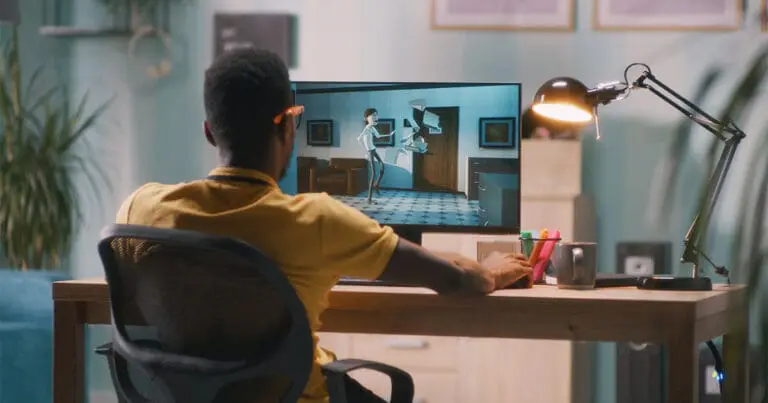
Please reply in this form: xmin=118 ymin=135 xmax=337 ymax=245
xmin=53 ymin=301 xmax=86 ymax=403
xmin=723 ymin=309 xmax=749 ymax=403
xmin=667 ymin=330 xmax=698 ymax=403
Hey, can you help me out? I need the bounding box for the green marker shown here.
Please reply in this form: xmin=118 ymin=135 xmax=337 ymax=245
xmin=520 ymin=231 xmax=534 ymax=258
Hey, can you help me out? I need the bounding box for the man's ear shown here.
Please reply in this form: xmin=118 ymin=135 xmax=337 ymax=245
xmin=203 ymin=121 xmax=216 ymax=147
xmin=278 ymin=119 xmax=295 ymax=145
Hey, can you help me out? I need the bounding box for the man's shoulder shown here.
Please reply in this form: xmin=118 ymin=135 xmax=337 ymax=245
xmin=115 ymin=181 xmax=190 ymax=223
xmin=289 ymin=191 xmax=342 ymax=212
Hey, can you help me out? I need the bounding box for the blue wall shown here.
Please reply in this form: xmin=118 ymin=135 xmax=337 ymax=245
xmin=11 ymin=0 xmax=761 ymax=402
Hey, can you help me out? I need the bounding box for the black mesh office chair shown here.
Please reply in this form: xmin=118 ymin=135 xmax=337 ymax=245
xmin=94 ymin=224 xmax=414 ymax=403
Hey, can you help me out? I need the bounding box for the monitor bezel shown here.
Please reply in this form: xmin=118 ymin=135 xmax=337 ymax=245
xmin=292 ymin=80 xmax=522 ymax=239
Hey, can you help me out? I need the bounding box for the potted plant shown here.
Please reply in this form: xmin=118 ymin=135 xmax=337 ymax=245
xmin=0 ymin=25 xmax=110 ymax=402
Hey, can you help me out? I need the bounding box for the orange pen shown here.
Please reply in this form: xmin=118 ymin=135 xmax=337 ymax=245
xmin=528 ymin=229 xmax=549 ymax=266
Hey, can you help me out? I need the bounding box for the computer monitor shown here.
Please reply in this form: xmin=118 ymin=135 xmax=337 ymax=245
xmin=289 ymin=82 xmax=522 ymax=244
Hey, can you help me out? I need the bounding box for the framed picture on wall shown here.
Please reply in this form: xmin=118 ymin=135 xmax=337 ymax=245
xmin=479 ymin=117 xmax=517 ymax=149
xmin=306 ymin=120 xmax=334 ymax=146
xmin=431 ymin=0 xmax=575 ymax=31
xmin=373 ymin=119 xmax=396 ymax=147
xmin=594 ymin=0 xmax=742 ymax=31
xmin=762 ymin=0 xmax=767 ymax=32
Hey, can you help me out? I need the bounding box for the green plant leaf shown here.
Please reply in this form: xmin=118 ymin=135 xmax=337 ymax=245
xmin=0 ymin=26 xmax=112 ymax=270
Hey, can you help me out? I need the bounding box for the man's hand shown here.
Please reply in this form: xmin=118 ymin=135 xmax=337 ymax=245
xmin=480 ymin=252 xmax=533 ymax=289
xmin=431 ymin=251 xmax=495 ymax=294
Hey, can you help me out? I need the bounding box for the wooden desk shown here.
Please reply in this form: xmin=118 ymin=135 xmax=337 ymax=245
xmin=52 ymin=279 xmax=749 ymax=403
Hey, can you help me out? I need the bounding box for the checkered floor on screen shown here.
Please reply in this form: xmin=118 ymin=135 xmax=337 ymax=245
xmin=333 ymin=189 xmax=480 ymax=226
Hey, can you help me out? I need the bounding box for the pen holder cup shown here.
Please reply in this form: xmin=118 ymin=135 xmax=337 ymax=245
xmin=519 ymin=237 xmax=562 ymax=283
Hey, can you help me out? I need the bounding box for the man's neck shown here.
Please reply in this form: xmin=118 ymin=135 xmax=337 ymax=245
xmin=220 ymin=157 xmax=278 ymax=180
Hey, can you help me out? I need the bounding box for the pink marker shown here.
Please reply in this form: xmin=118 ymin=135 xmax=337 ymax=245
xmin=532 ymin=230 xmax=560 ymax=282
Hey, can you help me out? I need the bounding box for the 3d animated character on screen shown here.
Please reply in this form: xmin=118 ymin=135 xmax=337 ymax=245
xmin=357 ymin=108 xmax=395 ymax=203
xmin=400 ymin=98 xmax=436 ymax=154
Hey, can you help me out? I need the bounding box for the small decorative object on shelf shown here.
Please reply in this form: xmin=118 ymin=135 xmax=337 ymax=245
xmin=41 ymin=0 xmax=181 ymax=80
xmin=40 ymin=0 xmax=177 ymax=38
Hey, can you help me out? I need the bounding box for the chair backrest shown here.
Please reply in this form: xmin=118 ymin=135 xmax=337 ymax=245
xmin=97 ymin=224 xmax=314 ymax=402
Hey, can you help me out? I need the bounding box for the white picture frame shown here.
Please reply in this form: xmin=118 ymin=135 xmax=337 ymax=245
xmin=594 ymin=0 xmax=742 ymax=31
xmin=431 ymin=0 xmax=575 ymax=32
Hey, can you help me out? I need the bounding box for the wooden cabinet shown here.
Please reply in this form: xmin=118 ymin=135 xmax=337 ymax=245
xmin=467 ymin=157 xmax=518 ymax=200
xmin=477 ymin=172 xmax=519 ymax=228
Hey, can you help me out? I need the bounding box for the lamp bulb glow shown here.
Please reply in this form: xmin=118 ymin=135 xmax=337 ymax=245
xmin=532 ymin=103 xmax=593 ymax=123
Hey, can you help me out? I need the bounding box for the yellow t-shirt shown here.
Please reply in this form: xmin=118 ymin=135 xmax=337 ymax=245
xmin=116 ymin=166 xmax=399 ymax=402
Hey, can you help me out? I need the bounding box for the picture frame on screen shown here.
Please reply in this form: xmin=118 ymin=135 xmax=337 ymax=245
xmin=479 ymin=117 xmax=517 ymax=149
xmin=373 ymin=119 xmax=396 ymax=147
xmin=306 ymin=120 xmax=333 ymax=146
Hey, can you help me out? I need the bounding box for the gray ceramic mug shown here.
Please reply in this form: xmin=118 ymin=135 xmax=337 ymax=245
xmin=553 ymin=242 xmax=597 ymax=290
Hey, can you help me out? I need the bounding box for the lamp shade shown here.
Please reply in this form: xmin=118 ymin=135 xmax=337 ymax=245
xmin=532 ymin=77 xmax=594 ymax=123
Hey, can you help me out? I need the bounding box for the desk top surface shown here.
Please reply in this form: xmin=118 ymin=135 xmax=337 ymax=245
xmin=54 ymin=277 xmax=743 ymax=308
xmin=53 ymin=278 xmax=746 ymax=342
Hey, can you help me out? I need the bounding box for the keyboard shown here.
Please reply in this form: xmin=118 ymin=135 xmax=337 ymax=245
xmin=595 ymin=273 xmax=643 ymax=287
xmin=338 ymin=274 xmax=643 ymax=288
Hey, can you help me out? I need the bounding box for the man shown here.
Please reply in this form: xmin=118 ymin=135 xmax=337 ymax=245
xmin=356 ymin=108 xmax=393 ymax=203
xmin=116 ymin=48 xmax=532 ymax=403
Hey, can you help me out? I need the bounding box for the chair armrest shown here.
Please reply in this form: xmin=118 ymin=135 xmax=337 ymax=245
xmin=93 ymin=342 xmax=152 ymax=403
xmin=95 ymin=342 xmax=112 ymax=356
xmin=322 ymin=359 xmax=414 ymax=403
xmin=110 ymin=333 xmax=250 ymax=375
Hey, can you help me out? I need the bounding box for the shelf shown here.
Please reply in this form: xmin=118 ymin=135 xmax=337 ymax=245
xmin=39 ymin=26 xmax=133 ymax=38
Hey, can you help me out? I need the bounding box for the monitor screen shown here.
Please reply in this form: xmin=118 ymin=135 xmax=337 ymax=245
xmin=289 ymin=82 xmax=521 ymax=237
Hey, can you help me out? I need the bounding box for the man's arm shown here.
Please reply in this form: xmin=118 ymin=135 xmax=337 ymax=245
xmin=317 ymin=195 xmax=530 ymax=294
xmin=371 ymin=126 xmax=395 ymax=138
xmin=376 ymin=238 xmax=492 ymax=295
xmin=377 ymin=238 xmax=531 ymax=295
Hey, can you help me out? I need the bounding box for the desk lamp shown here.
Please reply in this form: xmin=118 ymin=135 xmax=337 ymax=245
xmin=532 ymin=63 xmax=745 ymax=291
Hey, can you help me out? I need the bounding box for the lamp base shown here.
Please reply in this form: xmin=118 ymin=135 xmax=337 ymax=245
xmin=637 ymin=276 xmax=713 ymax=291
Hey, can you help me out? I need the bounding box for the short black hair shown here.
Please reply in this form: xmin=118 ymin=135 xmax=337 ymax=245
xmin=203 ymin=48 xmax=291 ymax=154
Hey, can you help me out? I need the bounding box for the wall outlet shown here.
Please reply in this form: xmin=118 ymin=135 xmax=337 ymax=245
xmin=616 ymin=242 xmax=673 ymax=276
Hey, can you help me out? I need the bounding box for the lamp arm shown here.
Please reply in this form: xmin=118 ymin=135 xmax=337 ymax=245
xmin=681 ymin=136 xmax=741 ymax=278
xmin=629 ymin=67 xmax=746 ymax=279
xmin=635 ymin=72 xmax=746 ymax=140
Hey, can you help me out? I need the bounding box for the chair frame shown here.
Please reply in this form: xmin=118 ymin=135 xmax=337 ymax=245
xmin=95 ymin=224 xmax=414 ymax=403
